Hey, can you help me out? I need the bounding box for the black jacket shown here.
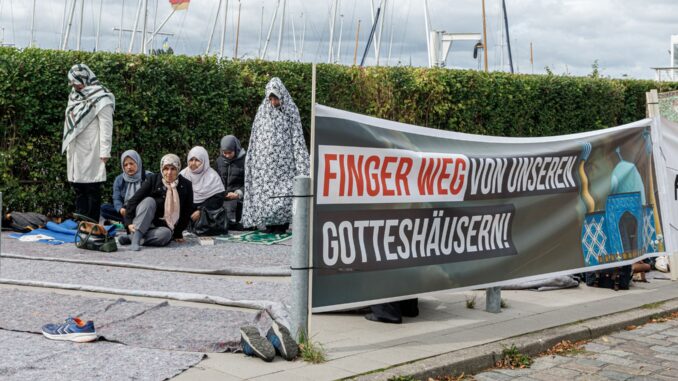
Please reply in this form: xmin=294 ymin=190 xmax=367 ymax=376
xmin=124 ymin=173 xmax=194 ymax=239
xmin=215 ymin=149 xmax=246 ymax=195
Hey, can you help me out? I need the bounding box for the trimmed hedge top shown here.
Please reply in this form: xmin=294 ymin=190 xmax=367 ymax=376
xmin=0 ymin=47 xmax=676 ymax=215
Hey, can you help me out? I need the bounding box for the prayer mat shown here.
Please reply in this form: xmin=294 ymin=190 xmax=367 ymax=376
xmin=216 ymin=231 xmax=292 ymax=245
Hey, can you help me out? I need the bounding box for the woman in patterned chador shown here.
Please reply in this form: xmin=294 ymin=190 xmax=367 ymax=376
xmin=241 ymin=78 xmax=310 ymax=234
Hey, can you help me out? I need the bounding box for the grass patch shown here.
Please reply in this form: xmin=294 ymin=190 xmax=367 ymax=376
xmin=298 ymin=330 xmax=327 ymax=364
xmin=465 ymin=295 xmax=477 ymax=309
xmin=496 ymin=344 xmax=533 ymax=369
xmin=641 ymin=301 xmax=666 ymax=309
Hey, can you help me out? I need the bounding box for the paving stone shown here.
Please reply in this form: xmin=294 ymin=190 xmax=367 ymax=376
xmin=604 ymin=364 xmax=652 ymax=376
xmin=575 ymin=375 xmax=611 ymax=381
xmin=598 ymin=369 xmax=633 ymax=381
xmin=584 ymin=343 xmax=610 ymax=352
xmin=655 ymin=353 xmax=678 ymax=362
xmin=540 ymin=366 xmax=583 ymax=378
xmin=659 ymin=328 xmax=678 ymax=337
xmin=561 ymin=360 xmax=600 ymax=374
xmin=650 ymin=345 xmax=678 ymax=355
xmin=594 ymin=354 xmax=637 ymax=367
xmin=604 ymin=349 xmax=634 ymax=358
xmin=646 ymin=334 xmax=668 ymax=340
xmin=473 ymin=372 xmax=513 ymax=381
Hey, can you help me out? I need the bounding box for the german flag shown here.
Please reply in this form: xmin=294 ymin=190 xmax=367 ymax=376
xmin=169 ymin=0 xmax=190 ymax=11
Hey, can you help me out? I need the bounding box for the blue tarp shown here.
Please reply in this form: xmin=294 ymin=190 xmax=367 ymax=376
xmin=8 ymin=220 xmax=116 ymax=245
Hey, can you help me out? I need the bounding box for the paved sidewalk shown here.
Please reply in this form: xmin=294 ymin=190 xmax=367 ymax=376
xmin=473 ymin=314 xmax=678 ymax=381
xmin=173 ymin=274 xmax=678 ymax=381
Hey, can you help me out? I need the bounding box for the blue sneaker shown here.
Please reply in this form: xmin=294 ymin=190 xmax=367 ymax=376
xmin=266 ymin=320 xmax=299 ymax=361
xmin=240 ymin=326 xmax=275 ymax=362
xmin=41 ymin=317 xmax=97 ymax=343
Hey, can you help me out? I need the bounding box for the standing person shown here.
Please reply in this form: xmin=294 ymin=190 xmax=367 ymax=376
xmin=121 ymin=154 xmax=193 ymax=251
xmin=100 ymin=150 xmax=151 ymax=224
xmin=241 ymin=78 xmax=310 ymax=234
xmin=62 ymin=64 xmax=115 ymax=222
xmin=216 ymin=135 xmax=246 ymax=229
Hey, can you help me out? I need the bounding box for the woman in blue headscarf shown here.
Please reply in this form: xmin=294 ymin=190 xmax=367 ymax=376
xmin=100 ymin=150 xmax=151 ymax=224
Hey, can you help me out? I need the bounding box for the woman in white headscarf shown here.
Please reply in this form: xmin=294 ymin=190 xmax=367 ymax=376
xmin=241 ymin=78 xmax=310 ymax=234
xmin=62 ymin=63 xmax=115 ymax=222
xmin=122 ymin=154 xmax=194 ymax=251
xmin=180 ymin=146 xmax=225 ymax=225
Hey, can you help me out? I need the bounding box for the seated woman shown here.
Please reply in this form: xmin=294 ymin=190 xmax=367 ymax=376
xmin=216 ymin=135 xmax=246 ymax=229
xmin=120 ymin=154 xmax=193 ymax=251
xmin=100 ymin=150 xmax=151 ymax=224
xmin=180 ymin=146 xmax=226 ymax=234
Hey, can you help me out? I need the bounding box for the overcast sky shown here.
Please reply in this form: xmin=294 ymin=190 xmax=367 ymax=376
xmin=0 ymin=0 xmax=675 ymax=79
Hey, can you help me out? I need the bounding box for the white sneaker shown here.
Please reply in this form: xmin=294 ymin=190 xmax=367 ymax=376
xmin=655 ymin=256 xmax=669 ymax=273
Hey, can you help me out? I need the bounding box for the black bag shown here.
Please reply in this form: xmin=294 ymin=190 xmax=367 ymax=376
xmin=4 ymin=212 xmax=50 ymax=233
xmin=75 ymin=221 xmax=118 ymax=252
xmin=190 ymin=206 xmax=228 ymax=236
xmin=585 ymin=265 xmax=632 ymax=291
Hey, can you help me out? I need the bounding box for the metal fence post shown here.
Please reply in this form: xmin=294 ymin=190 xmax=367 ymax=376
xmin=290 ymin=176 xmax=311 ymax=340
xmin=486 ymin=286 xmax=501 ymax=313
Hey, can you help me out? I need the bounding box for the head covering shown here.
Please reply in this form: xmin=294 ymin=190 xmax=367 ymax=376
xmin=264 ymin=77 xmax=294 ymax=111
xmin=120 ymin=150 xmax=143 ymax=202
xmin=180 ymin=146 xmax=225 ymax=204
xmin=62 ymin=64 xmax=115 ymax=154
xmin=220 ymin=135 xmax=242 ymax=158
xmin=160 ymin=154 xmax=181 ymax=230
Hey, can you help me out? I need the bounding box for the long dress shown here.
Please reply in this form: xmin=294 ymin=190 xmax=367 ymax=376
xmin=241 ymin=78 xmax=310 ymax=228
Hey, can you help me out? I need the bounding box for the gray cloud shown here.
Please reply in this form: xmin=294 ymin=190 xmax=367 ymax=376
xmin=0 ymin=0 xmax=674 ymax=79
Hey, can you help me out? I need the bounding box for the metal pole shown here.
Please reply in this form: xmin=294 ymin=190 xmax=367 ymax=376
xmin=352 ymin=19 xmax=360 ymax=66
xmin=481 ymin=0 xmax=489 ymax=72
xmin=423 ymin=0 xmax=431 ymax=67
xmin=299 ymin=13 xmax=306 ymax=60
xmin=335 ymin=14 xmax=343 ymax=64
xmin=327 ymin=0 xmax=337 ymax=63
xmin=118 ymin=0 xmax=125 ymax=52
xmin=486 ymin=287 xmax=501 ymax=313
xmin=369 ymin=0 xmax=378 ymax=57
xmin=95 ymin=0 xmax=103 ymax=51
xmin=128 ymin=0 xmax=142 ymax=53
xmin=62 ymin=0 xmax=77 ymax=50
xmin=290 ymin=176 xmax=311 ymax=339
xmin=30 ymin=0 xmax=36 ymax=47
xmin=234 ymin=0 xmax=241 ymax=59
xmin=276 ymin=0 xmax=286 ymax=61
xmin=360 ymin=7 xmax=380 ymax=67
xmin=60 ymin=0 xmax=69 ymax=49
xmin=145 ymin=9 xmax=174 ymax=47
xmin=261 ymin=0 xmax=279 ymax=59
xmin=291 ymin=11 xmax=297 ymax=60
xmin=258 ymin=5 xmax=263 ymax=58
xmin=76 ymin=0 xmax=84 ymax=50
xmin=206 ymin=0 xmax=222 ymax=55
xmin=219 ymin=0 xmax=229 ymax=58
xmin=141 ymin=0 xmax=149 ymax=54
xmin=501 ymin=0 xmax=514 ymax=73
xmin=375 ymin=0 xmax=387 ymax=66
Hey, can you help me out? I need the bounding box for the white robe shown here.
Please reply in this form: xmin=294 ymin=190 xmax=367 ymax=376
xmin=66 ymin=104 xmax=113 ymax=183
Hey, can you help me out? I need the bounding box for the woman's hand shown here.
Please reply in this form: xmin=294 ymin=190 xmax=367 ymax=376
xmin=120 ymin=208 xmax=126 ymax=217
xmin=226 ymin=192 xmax=239 ymax=200
xmin=128 ymin=224 xmax=136 ymax=232
xmin=175 ymin=238 xmax=186 ymax=243
xmin=191 ymin=210 xmax=201 ymax=222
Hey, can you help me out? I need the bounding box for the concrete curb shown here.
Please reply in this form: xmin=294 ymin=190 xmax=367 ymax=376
xmin=350 ymin=297 xmax=678 ymax=381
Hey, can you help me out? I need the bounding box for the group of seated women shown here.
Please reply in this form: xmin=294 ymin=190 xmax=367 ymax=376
xmin=100 ymin=136 xmax=246 ymax=251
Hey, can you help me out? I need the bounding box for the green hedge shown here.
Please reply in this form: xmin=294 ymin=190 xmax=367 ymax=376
xmin=1 ymin=47 xmax=677 ymax=215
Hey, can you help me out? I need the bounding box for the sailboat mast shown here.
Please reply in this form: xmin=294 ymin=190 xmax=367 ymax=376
xmin=206 ymin=0 xmax=223 ymax=55
xmin=118 ymin=0 xmax=125 ymax=52
xmin=234 ymin=0 xmax=241 ymax=59
xmin=353 ymin=19 xmax=360 ymax=66
xmin=220 ymin=0 xmax=229 ymax=58
xmin=30 ymin=0 xmax=36 ymax=47
xmin=501 ymin=0 xmax=514 ymax=73
xmin=76 ymin=0 xmax=84 ymax=50
xmin=62 ymin=0 xmax=77 ymax=50
xmin=141 ymin=0 xmax=148 ymax=54
xmin=261 ymin=0 xmax=280 ymax=59
xmin=481 ymin=0 xmax=488 ymax=72
xmin=300 ymin=12 xmax=306 ymax=60
xmin=328 ymin=0 xmax=338 ymax=63
xmin=95 ymin=0 xmax=103 ymax=51
xmin=128 ymin=0 xmax=142 ymax=53
xmin=336 ymin=14 xmax=343 ymax=64
xmin=276 ymin=0 xmax=286 ymax=61
xmin=375 ymin=0 xmax=387 ymax=66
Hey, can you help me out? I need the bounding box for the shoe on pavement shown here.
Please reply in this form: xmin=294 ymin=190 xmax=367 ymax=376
xmin=364 ymin=313 xmax=402 ymax=324
xmin=266 ymin=320 xmax=299 ymax=361
xmin=117 ymin=235 xmax=131 ymax=245
xmin=240 ymin=326 xmax=275 ymax=362
xmin=41 ymin=317 xmax=97 ymax=343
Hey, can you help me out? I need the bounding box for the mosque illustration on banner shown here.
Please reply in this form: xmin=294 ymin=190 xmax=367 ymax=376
xmin=579 ymin=131 xmax=664 ymax=267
